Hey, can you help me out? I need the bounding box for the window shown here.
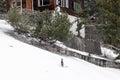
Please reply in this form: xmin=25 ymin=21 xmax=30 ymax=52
xmin=58 ymin=0 xmax=61 ymax=6
xmin=73 ymin=2 xmax=81 ymax=13
xmin=16 ymin=2 xmax=21 ymax=7
xmin=56 ymin=0 xmax=69 ymax=8
xmin=38 ymin=0 xmax=50 ymax=7
xmin=12 ymin=1 xmax=21 ymax=8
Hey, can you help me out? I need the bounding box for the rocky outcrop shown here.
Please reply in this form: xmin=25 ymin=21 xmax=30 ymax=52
xmin=68 ymin=24 xmax=102 ymax=55
xmin=84 ymin=24 xmax=101 ymax=55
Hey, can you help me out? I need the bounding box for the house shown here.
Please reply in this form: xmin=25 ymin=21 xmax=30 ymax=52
xmin=7 ymin=0 xmax=84 ymax=15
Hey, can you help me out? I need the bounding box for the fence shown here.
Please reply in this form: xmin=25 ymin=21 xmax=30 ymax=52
xmin=52 ymin=44 xmax=120 ymax=69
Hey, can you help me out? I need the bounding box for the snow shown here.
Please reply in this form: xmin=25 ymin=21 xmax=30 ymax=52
xmin=69 ymin=15 xmax=85 ymax=38
xmin=69 ymin=15 xmax=78 ymax=35
xmin=80 ymin=24 xmax=85 ymax=38
xmin=55 ymin=6 xmax=60 ymax=12
xmin=0 ymin=20 xmax=120 ymax=80
xmin=101 ymin=47 xmax=118 ymax=60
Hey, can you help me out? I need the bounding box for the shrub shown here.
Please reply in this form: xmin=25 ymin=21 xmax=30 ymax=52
xmin=52 ymin=13 xmax=72 ymax=42
xmin=7 ymin=7 xmax=31 ymax=33
xmin=7 ymin=7 xmax=20 ymax=29
xmin=34 ymin=10 xmax=53 ymax=39
xmin=34 ymin=10 xmax=72 ymax=42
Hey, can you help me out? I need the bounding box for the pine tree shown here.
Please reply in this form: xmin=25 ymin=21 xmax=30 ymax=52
xmin=7 ymin=7 xmax=20 ymax=29
xmin=96 ymin=0 xmax=120 ymax=48
xmin=34 ymin=10 xmax=53 ymax=39
xmin=0 ymin=0 xmax=7 ymax=13
xmin=7 ymin=7 xmax=31 ymax=33
xmin=76 ymin=20 xmax=84 ymax=37
xmin=52 ymin=13 xmax=72 ymax=42
xmin=34 ymin=10 xmax=72 ymax=42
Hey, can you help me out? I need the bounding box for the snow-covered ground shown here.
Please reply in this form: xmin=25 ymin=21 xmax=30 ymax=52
xmin=0 ymin=20 xmax=120 ymax=80
xmin=101 ymin=47 xmax=118 ymax=60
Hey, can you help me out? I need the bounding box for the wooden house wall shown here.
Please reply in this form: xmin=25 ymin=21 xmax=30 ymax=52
xmin=26 ymin=0 xmax=32 ymax=10
xmin=69 ymin=0 xmax=84 ymax=10
xmin=7 ymin=0 xmax=84 ymax=15
xmin=50 ymin=0 xmax=56 ymax=9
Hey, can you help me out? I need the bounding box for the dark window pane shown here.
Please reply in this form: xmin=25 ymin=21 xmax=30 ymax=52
xmin=58 ymin=0 xmax=61 ymax=6
xmin=17 ymin=2 xmax=20 ymax=6
xmin=40 ymin=0 xmax=42 ymax=5
xmin=43 ymin=0 xmax=50 ymax=5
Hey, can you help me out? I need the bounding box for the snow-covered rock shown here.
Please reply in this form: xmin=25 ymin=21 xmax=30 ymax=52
xmin=101 ymin=47 xmax=118 ymax=60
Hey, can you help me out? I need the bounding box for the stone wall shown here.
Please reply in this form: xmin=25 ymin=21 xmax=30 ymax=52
xmin=84 ymin=24 xmax=101 ymax=55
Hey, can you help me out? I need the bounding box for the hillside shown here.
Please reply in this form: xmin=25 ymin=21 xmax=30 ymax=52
xmin=0 ymin=20 xmax=120 ymax=80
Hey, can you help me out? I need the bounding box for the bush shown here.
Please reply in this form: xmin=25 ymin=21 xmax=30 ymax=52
xmin=7 ymin=7 xmax=20 ymax=29
xmin=34 ymin=10 xmax=72 ymax=42
xmin=17 ymin=13 xmax=31 ymax=33
xmin=7 ymin=7 xmax=31 ymax=33
xmin=52 ymin=13 xmax=72 ymax=42
xmin=34 ymin=10 xmax=53 ymax=39
xmin=0 ymin=0 xmax=7 ymax=13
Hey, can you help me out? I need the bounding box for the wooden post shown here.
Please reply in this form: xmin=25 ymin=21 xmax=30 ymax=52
xmin=61 ymin=58 xmax=64 ymax=67
xmin=20 ymin=0 xmax=22 ymax=13
xmin=31 ymin=0 xmax=34 ymax=12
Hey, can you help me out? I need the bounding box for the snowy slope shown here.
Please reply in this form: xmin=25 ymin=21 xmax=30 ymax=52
xmin=0 ymin=20 xmax=120 ymax=80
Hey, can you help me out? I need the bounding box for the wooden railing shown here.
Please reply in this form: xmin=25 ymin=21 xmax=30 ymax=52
xmin=51 ymin=44 xmax=120 ymax=69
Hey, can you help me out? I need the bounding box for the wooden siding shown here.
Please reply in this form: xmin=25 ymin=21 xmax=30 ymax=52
xmin=50 ymin=0 xmax=56 ymax=9
xmin=26 ymin=0 xmax=32 ymax=10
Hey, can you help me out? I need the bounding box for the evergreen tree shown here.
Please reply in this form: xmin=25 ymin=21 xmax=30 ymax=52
xmin=34 ymin=10 xmax=72 ymax=42
xmin=34 ymin=10 xmax=53 ymax=39
xmin=0 ymin=0 xmax=7 ymax=13
xmin=52 ymin=13 xmax=72 ymax=42
xmin=7 ymin=7 xmax=31 ymax=33
xmin=76 ymin=19 xmax=84 ymax=37
xmin=83 ymin=0 xmax=98 ymax=18
xmin=96 ymin=0 xmax=120 ymax=47
xmin=7 ymin=7 xmax=20 ymax=29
